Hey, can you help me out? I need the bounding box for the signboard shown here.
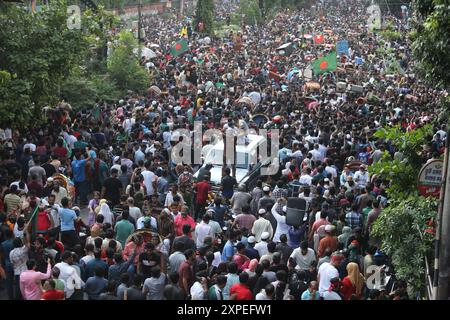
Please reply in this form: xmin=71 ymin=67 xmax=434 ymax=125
xmin=418 ymin=160 xmax=443 ymax=197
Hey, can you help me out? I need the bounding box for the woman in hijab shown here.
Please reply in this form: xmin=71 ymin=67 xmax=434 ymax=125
xmin=340 ymin=262 xmax=365 ymax=300
xmin=96 ymin=199 xmax=114 ymax=225
xmin=158 ymin=208 xmax=175 ymax=244
xmin=244 ymin=259 xmax=259 ymax=277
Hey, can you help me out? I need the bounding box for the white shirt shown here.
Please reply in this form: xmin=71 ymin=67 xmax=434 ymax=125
xmin=13 ymin=223 xmax=25 ymax=239
xmin=10 ymin=181 xmax=28 ymax=193
xmin=256 ymin=290 xmax=271 ymax=300
xmin=194 ymin=221 xmax=213 ymax=247
xmin=310 ymin=149 xmax=322 ymax=162
xmin=325 ymin=166 xmax=338 ymax=179
xmin=254 ymin=241 xmax=269 ymax=257
xmin=129 ymin=206 xmax=142 ymax=223
xmin=54 ymin=262 xmax=84 ymax=298
xmin=141 ymin=170 xmax=157 ymax=196
xmin=23 ymin=143 xmax=36 ymax=152
xmin=123 ymin=118 xmax=135 ymax=134
xmin=164 ymin=192 xmax=185 ymax=207
xmin=354 ymin=170 xmax=369 ymax=188
xmin=163 ymin=131 xmax=172 ymax=149
xmin=190 ymin=281 xmax=206 ymax=300
xmin=271 ymin=203 xmax=289 ymax=243
xmin=251 ymin=218 xmax=273 ymax=242
xmin=299 ymin=174 xmax=313 ymax=186
xmin=99 ymin=203 xmax=114 ymax=225
xmin=323 ymin=290 xmax=342 ymax=300
xmin=318 ymin=262 xmax=339 ymax=296
xmin=289 ymin=248 xmax=316 ymax=271
xmin=318 ymin=144 xmax=327 ymax=159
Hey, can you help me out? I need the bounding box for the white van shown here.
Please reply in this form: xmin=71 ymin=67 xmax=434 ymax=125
xmin=194 ymin=134 xmax=274 ymax=189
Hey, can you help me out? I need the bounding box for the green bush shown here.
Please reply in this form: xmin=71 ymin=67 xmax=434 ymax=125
xmin=380 ymin=29 xmax=402 ymax=41
xmin=107 ymin=30 xmax=150 ymax=94
xmin=372 ymin=195 xmax=437 ymax=296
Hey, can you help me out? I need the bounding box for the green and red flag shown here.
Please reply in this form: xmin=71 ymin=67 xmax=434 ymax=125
xmin=313 ymin=34 xmax=324 ymax=44
xmin=312 ymin=51 xmax=337 ymax=75
xmin=170 ymin=39 xmax=189 ymax=57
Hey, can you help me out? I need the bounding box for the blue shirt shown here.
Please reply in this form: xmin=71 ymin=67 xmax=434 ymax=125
xmin=221 ymin=240 xmax=235 ymax=262
xmin=71 ymin=159 xmax=87 ymax=182
xmin=0 ymin=239 xmax=14 ymax=268
xmin=85 ymin=258 xmax=109 ymax=281
xmin=58 ymin=208 xmax=77 ymax=231
xmin=301 ymin=289 xmax=320 ymax=300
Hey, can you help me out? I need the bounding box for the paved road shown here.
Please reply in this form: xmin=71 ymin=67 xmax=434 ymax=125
xmin=0 ymin=208 xmax=90 ymax=300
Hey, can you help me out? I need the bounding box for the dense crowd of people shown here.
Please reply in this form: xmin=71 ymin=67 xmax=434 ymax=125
xmin=0 ymin=0 xmax=447 ymax=300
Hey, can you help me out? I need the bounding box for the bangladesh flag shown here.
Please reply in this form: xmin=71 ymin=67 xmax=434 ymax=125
xmin=313 ymin=34 xmax=324 ymax=44
xmin=312 ymin=52 xmax=337 ymax=75
xmin=170 ymin=39 xmax=189 ymax=57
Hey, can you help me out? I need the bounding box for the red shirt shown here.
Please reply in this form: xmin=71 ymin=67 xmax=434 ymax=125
xmin=37 ymin=211 xmax=51 ymax=233
xmin=195 ymin=181 xmax=211 ymax=205
xmin=42 ymin=289 xmax=65 ymax=300
xmin=229 ymin=283 xmax=253 ymax=300
xmin=178 ymin=260 xmax=194 ymax=294
xmin=340 ymin=277 xmax=362 ymax=300
xmin=52 ymin=146 xmax=67 ymax=159
xmin=174 ymin=215 xmax=196 ymax=237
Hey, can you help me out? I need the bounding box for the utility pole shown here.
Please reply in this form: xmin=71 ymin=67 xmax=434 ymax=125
xmin=138 ymin=0 xmax=142 ymax=59
xmin=180 ymin=0 xmax=184 ymax=17
xmin=437 ymin=129 xmax=450 ymax=300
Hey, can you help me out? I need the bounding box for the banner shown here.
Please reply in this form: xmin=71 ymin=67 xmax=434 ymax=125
xmin=336 ymin=40 xmax=349 ymax=56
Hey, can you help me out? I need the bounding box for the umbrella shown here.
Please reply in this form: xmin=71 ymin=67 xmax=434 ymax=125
xmin=251 ymin=114 xmax=269 ymax=127
xmin=303 ymin=34 xmax=313 ymax=39
xmin=57 ymin=102 xmax=72 ymax=111
xmin=149 ymin=43 xmax=160 ymax=48
xmin=305 ymin=81 xmax=320 ymax=90
xmin=238 ymin=97 xmax=254 ymax=107
xmin=248 ymin=92 xmax=261 ymax=106
xmin=134 ymin=47 xmax=157 ymax=59
xmin=147 ymin=85 xmax=161 ymax=96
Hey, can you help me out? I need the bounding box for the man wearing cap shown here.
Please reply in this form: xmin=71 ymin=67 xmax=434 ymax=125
xmin=251 ymin=209 xmax=273 ymax=242
xmin=245 ymin=236 xmax=260 ymax=260
xmin=318 ymin=225 xmax=338 ymax=258
xmin=257 ymin=186 xmax=275 ymax=213
xmin=254 ymin=232 xmax=271 ymax=257
xmin=317 ymin=252 xmax=343 ymax=297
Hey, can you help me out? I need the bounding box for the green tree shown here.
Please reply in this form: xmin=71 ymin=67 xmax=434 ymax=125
xmin=0 ymin=1 xmax=89 ymax=127
xmin=372 ymin=195 xmax=437 ymax=296
xmin=195 ymin=0 xmax=215 ymax=34
xmin=368 ymin=124 xmax=433 ymax=197
xmin=411 ymin=0 xmax=450 ymax=88
xmin=107 ymin=30 xmax=150 ymax=94
xmin=239 ymin=0 xmax=262 ymax=25
xmin=0 ymin=1 xmax=118 ymax=127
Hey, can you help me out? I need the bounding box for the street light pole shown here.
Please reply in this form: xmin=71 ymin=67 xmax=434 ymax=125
xmin=437 ymin=129 xmax=450 ymax=300
xmin=138 ymin=0 xmax=142 ymax=59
